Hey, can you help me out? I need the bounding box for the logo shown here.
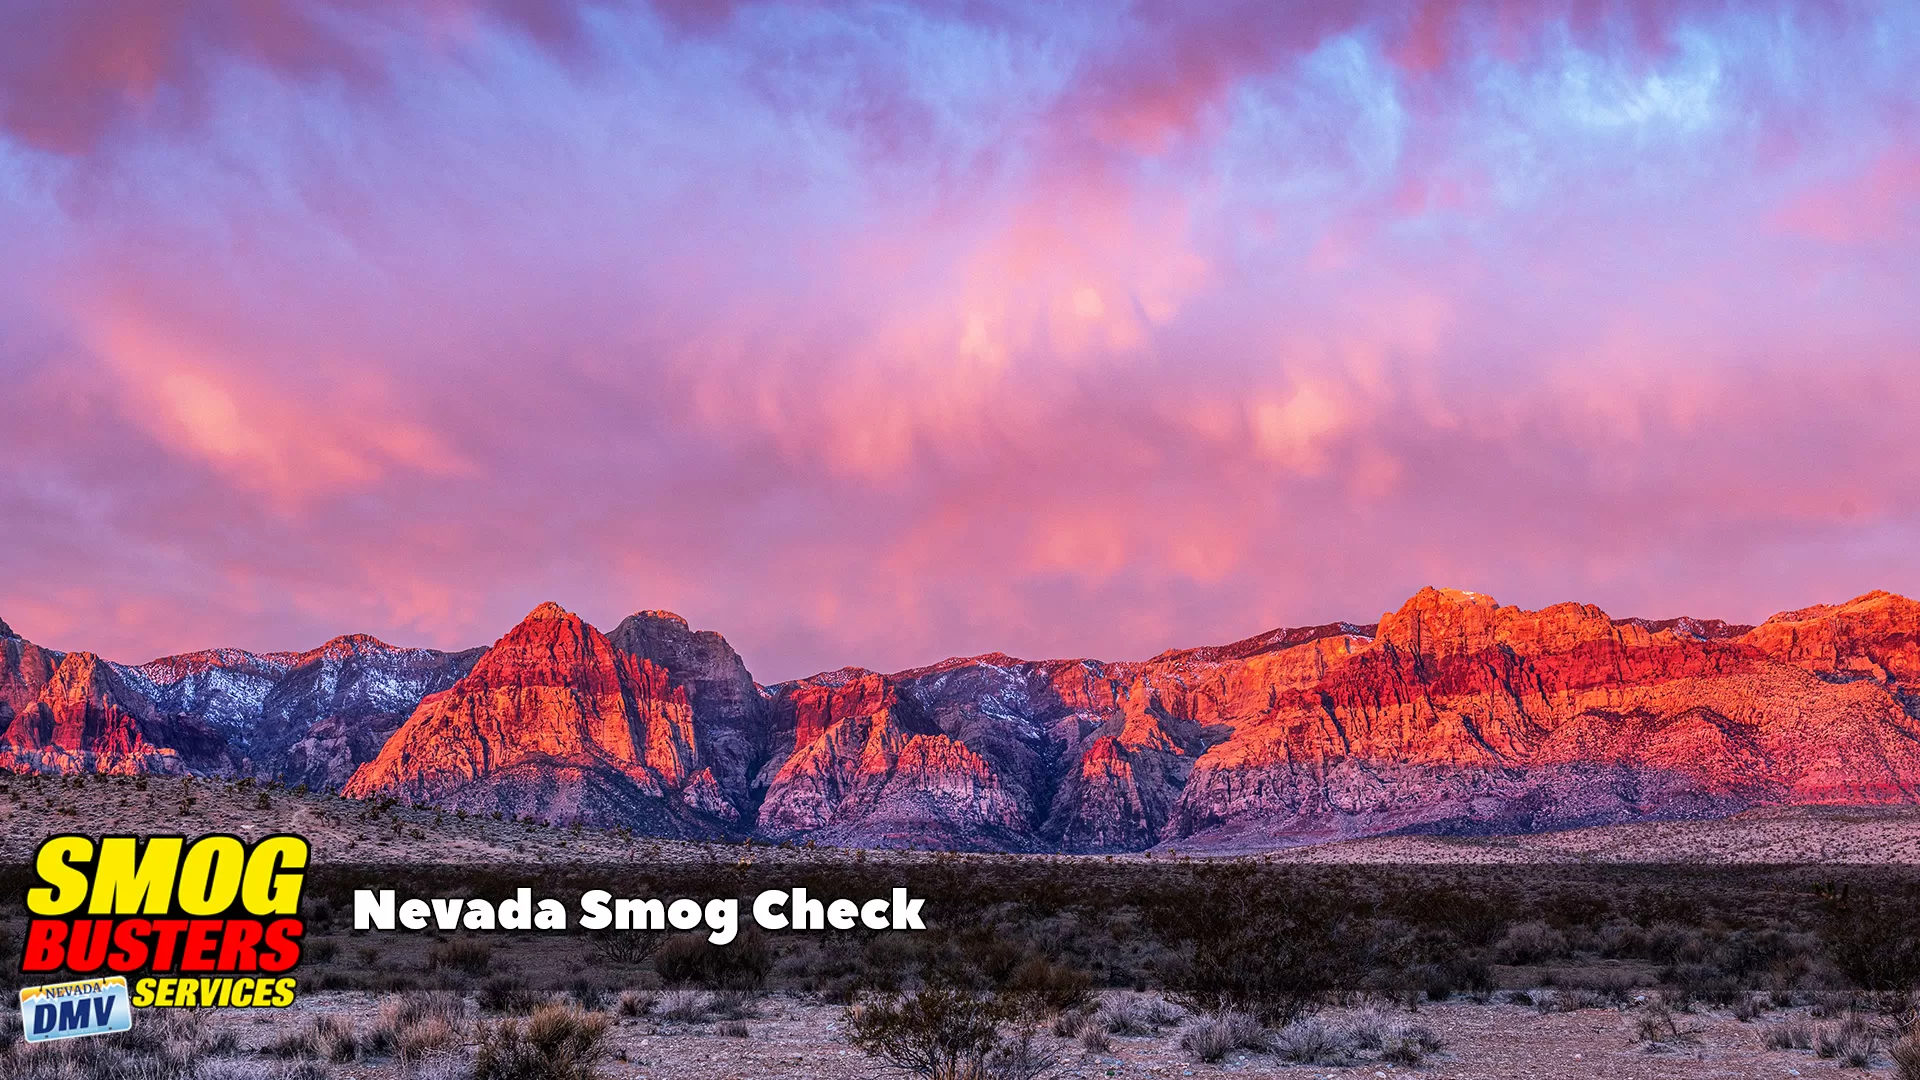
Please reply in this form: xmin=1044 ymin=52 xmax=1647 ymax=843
xmin=21 ymin=833 xmax=308 ymax=1009
xmin=18 ymin=977 xmax=132 ymax=1043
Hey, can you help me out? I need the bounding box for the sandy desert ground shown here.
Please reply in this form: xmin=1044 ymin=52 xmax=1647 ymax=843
xmin=84 ymin=990 xmax=1901 ymax=1080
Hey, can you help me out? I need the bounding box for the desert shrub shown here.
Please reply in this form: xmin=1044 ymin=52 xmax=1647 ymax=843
xmin=568 ymin=979 xmax=607 ymax=1012
xmin=1825 ymin=899 xmax=1920 ymax=994
xmin=716 ymin=1020 xmax=750 ymax=1038
xmin=478 ymin=976 xmax=543 ymax=1014
xmin=1379 ymin=1021 xmax=1443 ymax=1067
xmin=0 ymin=1008 xmax=239 ymax=1080
xmin=1495 ymin=921 xmax=1570 ymax=965
xmin=1093 ymin=995 xmax=1153 ymax=1036
xmin=616 ymin=989 xmax=656 ymax=1018
xmin=1763 ymin=1017 xmax=1813 ymax=1050
xmin=428 ymin=938 xmax=493 ymax=975
xmin=843 ymin=986 xmax=1009 ymax=1080
xmin=1003 ymin=957 xmax=1094 ymax=1019
xmin=1178 ymin=1011 xmax=1268 ymax=1062
xmin=1333 ymin=1007 xmax=1397 ymax=1051
xmin=708 ymin=989 xmax=758 ymax=1020
xmin=589 ymin=930 xmax=660 ymax=966
xmin=657 ymin=988 xmax=710 ymax=1022
xmin=473 ymin=1004 xmax=608 ymax=1080
xmin=1634 ymin=1003 xmax=1698 ymax=1050
xmin=267 ymin=1013 xmax=360 ymax=1062
xmin=1078 ymin=1024 xmax=1110 ymax=1052
xmin=1272 ymin=1015 xmax=1347 ymax=1066
xmin=364 ymin=991 xmax=465 ymax=1060
xmin=1050 ymin=1010 xmax=1086 ymax=1038
xmin=1155 ymin=870 xmax=1357 ymax=1026
xmin=654 ymin=932 xmax=771 ymax=990
xmin=1892 ymin=1032 xmax=1920 ymax=1080
xmin=982 ymin=1029 xmax=1056 ymax=1080
xmin=1814 ymin=1014 xmax=1879 ymax=1065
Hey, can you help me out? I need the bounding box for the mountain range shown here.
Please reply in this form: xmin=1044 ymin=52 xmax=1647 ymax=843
xmin=3 ymin=588 xmax=1918 ymax=852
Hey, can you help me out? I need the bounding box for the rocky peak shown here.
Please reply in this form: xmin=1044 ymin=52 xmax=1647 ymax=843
xmin=1742 ymin=590 xmax=1920 ymax=686
xmin=606 ymin=608 xmax=768 ymax=807
xmin=0 ymin=616 xmax=14 ymax=639
xmin=1375 ymin=587 xmax=1507 ymax=660
xmin=303 ymin=634 xmax=401 ymax=663
xmin=342 ymin=603 xmax=731 ymax=829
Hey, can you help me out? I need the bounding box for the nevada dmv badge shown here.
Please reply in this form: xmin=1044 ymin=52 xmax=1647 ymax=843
xmin=19 ymin=977 xmax=132 ymax=1043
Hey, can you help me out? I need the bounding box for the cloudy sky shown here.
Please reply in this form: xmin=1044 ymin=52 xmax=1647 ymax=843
xmin=2 ymin=0 xmax=1917 ymax=680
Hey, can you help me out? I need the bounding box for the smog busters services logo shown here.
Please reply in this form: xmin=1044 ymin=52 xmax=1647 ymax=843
xmin=21 ymin=834 xmax=308 ymax=1010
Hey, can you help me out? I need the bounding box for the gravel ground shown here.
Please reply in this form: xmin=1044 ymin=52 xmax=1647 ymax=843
xmin=192 ymin=993 xmax=1883 ymax=1080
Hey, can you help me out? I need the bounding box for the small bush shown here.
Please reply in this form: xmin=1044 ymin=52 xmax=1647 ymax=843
xmin=1078 ymin=1024 xmax=1111 ymax=1052
xmin=1634 ymin=1003 xmax=1698 ymax=1051
xmin=617 ymin=989 xmax=657 ymax=1018
xmin=1495 ymin=921 xmax=1570 ymax=965
xmin=983 ymin=1028 xmax=1057 ymax=1080
xmin=1273 ymin=1015 xmax=1347 ymax=1066
xmin=569 ymin=979 xmax=607 ymax=1013
xmin=1094 ymin=994 xmax=1179 ymax=1035
xmin=1891 ymin=1032 xmax=1920 ymax=1080
xmin=364 ymin=991 xmax=465 ymax=1061
xmin=429 ymin=938 xmax=493 ymax=975
xmin=1762 ymin=1017 xmax=1812 ymax=1050
xmin=1380 ymin=1023 xmax=1443 ymax=1067
xmin=658 ymin=989 xmax=710 ymax=1022
xmin=843 ymin=986 xmax=1008 ymax=1080
xmin=473 ymin=1004 xmax=609 ymax=1080
xmin=479 ymin=976 xmax=543 ymax=1014
xmin=716 ymin=1020 xmax=750 ymax=1038
xmin=267 ymin=1013 xmax=359 ymax=1062
xmin=1814 ymin=1014 xmax=1878 ymax=1065
xmin=654 ymin=931 xmax=771 ymax=990
xmin=1179 ymin=1011 xmax=1268 ymax=1063
xmin=1003 ymin=957 xmax=1094 ymax=1020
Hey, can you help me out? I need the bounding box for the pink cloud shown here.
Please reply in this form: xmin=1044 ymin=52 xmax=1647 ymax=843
xmin=0 ymin=1 xmax=1917 ymax=680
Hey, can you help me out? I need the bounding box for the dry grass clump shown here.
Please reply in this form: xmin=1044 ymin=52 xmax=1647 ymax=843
xmin=1495 ymin=921 xmax=1570 ymax=964
xmin=427 ymin=938 xmax=494 ymax=975
xmin=616 ymin=989 xmax=657 ymax=1018
xmin=1890 ymin=1031 xmax=1920 ymax=1080
xmin=1240 ymin=1007 xmax=1446 ymax=1068
xmin=267 ymin=1012 xmax=360 ymax=1063
xmin=0 ymin=1009 xmax=246 ymax=1080
xmin=1633 ymin=1002 xmax=1701 ymax=1052
xmin=1762 ymin=1016 xmax=1814 ymax=1050
xmin=1272 ymin=1015 xmax=1346 ymax=1066
xmin=363 ymin=990 xmax=467 ymax=1065
xmin=1179 ymin=1011 xmax=1268 ymax=1062
xmin=1813 ymin=1013 xmax=1879 ymax=1068
xmin=477 ymin=975 xmax=543 ymax=1015
xmin=1092 ymin=993 xmax=1181 ymax=1036
xmin=657 ymin=988 xmax=710 ymax=1023
xmin=1334 ymin=1006 xmax=1443 ymax=1065
xmin=473 ymin=1004 xmax=609 ymax=1080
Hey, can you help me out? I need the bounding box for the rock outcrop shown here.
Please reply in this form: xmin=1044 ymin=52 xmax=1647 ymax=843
xmin=342 ymin=603 xmax=735 ymax=834
xmin=1 ymin=650 xmax=230 ymax=775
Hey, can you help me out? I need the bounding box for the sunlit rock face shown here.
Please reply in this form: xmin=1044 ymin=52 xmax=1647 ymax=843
xmin=343 ymin=603 xmax=738 ymax=834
